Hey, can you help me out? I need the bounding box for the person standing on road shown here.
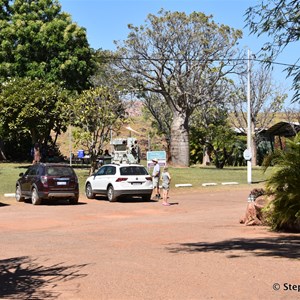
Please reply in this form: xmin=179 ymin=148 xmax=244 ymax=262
xmin=161 ymin=166 xmax=171 ymax=206
xmin=152 ymin=158 xmax=161 ymax=200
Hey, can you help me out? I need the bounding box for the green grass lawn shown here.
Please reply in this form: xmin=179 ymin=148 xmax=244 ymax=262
xmin=0 ymin=162 xmax=271 ymax=202
xmin=172 ymin=165 xmax=269 ymax=186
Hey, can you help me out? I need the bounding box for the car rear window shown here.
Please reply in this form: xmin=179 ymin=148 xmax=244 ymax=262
xmin=26 ymin=165 xmax=39 ymax=176
xmin=46 ymin=166 xmax=75 ymax=177
xmin=120 ymin=166 xmax=148 ymax=176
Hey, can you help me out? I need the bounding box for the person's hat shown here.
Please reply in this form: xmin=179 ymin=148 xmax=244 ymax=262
xmin=152 ymin=158 xmax=158 ymax=163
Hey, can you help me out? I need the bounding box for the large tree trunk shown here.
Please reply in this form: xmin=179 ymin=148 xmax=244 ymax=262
xmin=251 ymin=122 xmax=257 ymax=166
xmin=252 ymin=137 xmax=258 ymax=166
xmin=31 ymin=128 xmax=38 ymax=144
xmin=170 ymin=112 xmax=189 ymax=167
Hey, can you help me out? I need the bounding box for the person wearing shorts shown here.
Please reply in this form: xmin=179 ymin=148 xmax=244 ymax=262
xmin=161 ymin=166 xmax=171 ymax=206
xmin=152 ymin=158 xmax=161 ymax=199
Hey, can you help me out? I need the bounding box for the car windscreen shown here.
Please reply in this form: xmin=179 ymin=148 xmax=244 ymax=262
xmin=46 ymin=166 xmax=74 ymax=177
xmin=120 ymin=166 xmax=148 ymax=176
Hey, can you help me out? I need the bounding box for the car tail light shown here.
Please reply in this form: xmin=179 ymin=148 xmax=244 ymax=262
xmin=115 ymin=177 xmax=128 ymax=182
xmin=146 ymin=176 xmax=152 ymax=181
xmin=41 ymin=176 xmax=48 ymax=186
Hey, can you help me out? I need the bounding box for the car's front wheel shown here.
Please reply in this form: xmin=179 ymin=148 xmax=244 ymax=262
xmin=107 ymin=185 xmax=117 ymax=202
xmin=15 ymin=185 xmax=25 ymax=202
xmin=31 ymin=188 xmax=42 ymax=205
xmin=85 ymin=183 xmax=95 ymax=199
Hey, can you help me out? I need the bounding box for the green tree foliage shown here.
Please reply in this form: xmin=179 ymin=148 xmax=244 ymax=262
xmin=90 ymin=49 xmax=126 ymax=90
xmin=208 ymin=127 xmax=245 ymax=169
xmin=0 ymin=0 xmax=94 ymax=91
xmin=190 ymin=103 xmax=246 ymax=168
xmin=0 ymin=0 xmax=10 ymax=19
xmin=263 ymin=133 xmax=300 ymax=232
xmin=245 ymin=0 xmax=300 ymax=102
xmin=114 ymin=10 xmax=243 ymax=167
xmin=0 ymin=77 xmax=70 ymax=147
xmin=71 ymin=87 xmax=127 ymax=174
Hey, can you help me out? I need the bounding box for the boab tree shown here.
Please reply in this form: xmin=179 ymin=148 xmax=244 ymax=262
xmin=113 ymin=10 xmax=243 ymax=167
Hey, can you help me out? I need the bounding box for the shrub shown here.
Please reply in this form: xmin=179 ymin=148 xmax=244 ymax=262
xmin=262 ymin=133 xmax=300 ymax=232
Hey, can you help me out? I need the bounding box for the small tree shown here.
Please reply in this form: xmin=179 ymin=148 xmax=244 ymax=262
xmin=230 ymin=63 xmax=287 ymax=165
xmin=71 ymin=86 xmax=126 ymax=174
xmin=0 ymin=77 xmax=70 ymax=147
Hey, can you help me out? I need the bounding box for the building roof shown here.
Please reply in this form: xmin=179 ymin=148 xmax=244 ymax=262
xmin=264 ymin=121 xmax=300 ymax=137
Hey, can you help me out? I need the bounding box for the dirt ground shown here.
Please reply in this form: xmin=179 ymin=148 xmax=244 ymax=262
xmin=1 ymin=187 xmax=300 ymax=300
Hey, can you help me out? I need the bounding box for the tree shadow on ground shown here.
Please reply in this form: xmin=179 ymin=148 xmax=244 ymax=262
xmin=167 ymin=235 xmax=300 ymax=260
xmin=0 ymin=256 xmax=89 ymax=299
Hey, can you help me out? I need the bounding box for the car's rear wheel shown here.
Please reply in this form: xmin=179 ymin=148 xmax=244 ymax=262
xmin=69 ymin=196 xmax=79 ymax=205
xmin=85 ymin=183 xmax=95 ymax=199
xmin=107 ymin=186 xmax=117 ymax=202
xmin=31 ymin=188 xmax=42 ymax=205
xmin=15 ymin=185 xmax=25 ymax=202
xmin=142 ymin=194 xmax=152 ymax=201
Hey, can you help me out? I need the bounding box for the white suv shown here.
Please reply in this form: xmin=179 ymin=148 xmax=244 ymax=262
xmin=85 ymin=164 xmax=153 ymax=202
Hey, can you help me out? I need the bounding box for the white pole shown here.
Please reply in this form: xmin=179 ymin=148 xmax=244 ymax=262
xmin=247 ymin=49 xmax=252 ymax=184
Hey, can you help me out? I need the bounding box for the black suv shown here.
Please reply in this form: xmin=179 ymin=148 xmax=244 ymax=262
xmin=16 ymin=163 xmax=79 ymax=205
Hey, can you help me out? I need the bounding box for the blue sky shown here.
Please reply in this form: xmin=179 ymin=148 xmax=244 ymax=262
xmin=59 ymin=0 xmax=299 ymax=104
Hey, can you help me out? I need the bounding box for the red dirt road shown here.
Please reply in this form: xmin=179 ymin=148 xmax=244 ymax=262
xmin=1 ymin=188 xmax=300 ymax=299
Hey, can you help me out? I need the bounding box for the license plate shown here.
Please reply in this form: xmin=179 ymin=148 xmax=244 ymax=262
xmin=132 ymin=182 xmax=142 ymax=185
xmin=57 ymin=181 xmax=67 ymax=186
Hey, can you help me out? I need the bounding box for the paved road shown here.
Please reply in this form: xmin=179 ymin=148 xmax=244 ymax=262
xmin=1 ymin=188 xmax=300 ymax=300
